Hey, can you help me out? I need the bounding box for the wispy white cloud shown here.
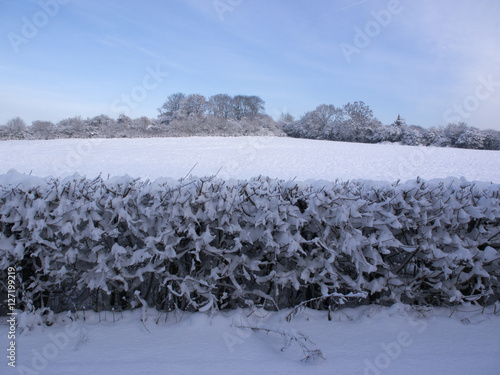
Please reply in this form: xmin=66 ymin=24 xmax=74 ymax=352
xmin=97 ymin=36 xmax=159 ymax=59
xmin=182 ymin=0 xmax=220 ymax=21
xmin=401 ymin=1 xmax=500 ymax=76
xmin=1 ymin=0 xmax=498 ymax=130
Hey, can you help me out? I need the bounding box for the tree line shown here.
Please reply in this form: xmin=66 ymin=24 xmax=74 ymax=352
xmin=158 ymin=93 xmax=265 ymax=122
xmin=1 ymin=94 xmax=499 ymax=150
xmin=0 ymin=93 xmax=282 ymax=140
xmin=282 ymin=102 xmax=500 ymax=150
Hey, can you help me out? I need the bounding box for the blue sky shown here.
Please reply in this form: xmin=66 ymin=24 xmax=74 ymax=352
xmin=1 ymin=0 xmax=499 ymax=130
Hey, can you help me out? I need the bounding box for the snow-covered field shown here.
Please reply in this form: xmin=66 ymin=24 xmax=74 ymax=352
xmin=1 ymin=137 xmax=499 ymax=183
xmin=1 ymin=137 xmax=499 ymax=375
xmin=1 ymin=305 xmax=499 ymax=375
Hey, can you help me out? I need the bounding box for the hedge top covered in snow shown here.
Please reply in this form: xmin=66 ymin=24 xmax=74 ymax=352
xmin=1 ymin=171 xmax=499 ymax=317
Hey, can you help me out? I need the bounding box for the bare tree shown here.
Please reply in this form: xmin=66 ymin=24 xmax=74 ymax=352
xmin=158 ymin=93 xmax=186 ymax=123
xmin=342 ymin=101 xmax=381 ymax=142
xmin=231 ymin=95 xmax=246 ymax=120
xmin=278 ymin=112 xmax=295 ymax=124
xmin=208 ymin=94 xmax=233 ymax=119
xmin=182 ymin=94 xmax=207 ymax=116
xmin=231 ymin=95 xmax=265 ymax=120
xmin=246 ymin=95 xmax=265 ymax=117
xmin=343 ymin=101 xmax=373 ymax=126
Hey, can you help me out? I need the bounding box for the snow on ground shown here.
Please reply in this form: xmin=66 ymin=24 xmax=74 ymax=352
xmin=2 ymin=137 xmax=499 ymax=374
xmin=2 ymin=305 xmax=499 ymax=375
xmin=0 ymin=137 xmax=499 ymax=183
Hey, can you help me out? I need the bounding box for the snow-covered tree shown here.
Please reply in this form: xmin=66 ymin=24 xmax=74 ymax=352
xmin=341 ymin=102 xmax=382 ymax=143
xmin=182 ymin=94 xmax=208 ymax=117
xmin=283 ymin=104 xmax=344 ymax=140
xmin=0 ymin=125 xmax=8 ymax=138
xmin=455 ymin=128 xmax=486 ymax=149
xmin=443 ymin=122 xmax=468 ymax=146
xmin=311 ymin=104 xmax=344 ymax=140
xmin=400 ymin=126 xmax=426 ymax=146
xmin=343 ymin=101 xmax=373 ymax=127
xmin=57 ymin=116 xmax=85 ymax=137
xmin=6 ymin=117 xmax=26 ymax=133
xmin=421 ymin=127 xmax=440 ymax=146
xmin=31 ymin=120 xmax=56 ymax=139
xmin=393 ymin=114 xmax=405 ymax=128
xmin=87 ymin=115 xmax=115 ymax=137
xmin=384 ymin=114 xmax=405 ymax=142
xmin=132 ymin=116 xmax=152 ymax=131
xmin=483 ymin=129 xmax=500 ymax=150
xmin=117 ymin=114 xmax=133 ymax=126
xmin=158 ymin=93 xmax=186 ymax=123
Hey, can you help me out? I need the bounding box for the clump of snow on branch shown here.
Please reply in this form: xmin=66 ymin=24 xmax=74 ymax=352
xmin=0 ymin=171 xmax=499 ymax=316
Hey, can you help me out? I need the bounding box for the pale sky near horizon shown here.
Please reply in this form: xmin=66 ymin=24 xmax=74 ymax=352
xmin=1 ymin=0 xmax=499 ymax=130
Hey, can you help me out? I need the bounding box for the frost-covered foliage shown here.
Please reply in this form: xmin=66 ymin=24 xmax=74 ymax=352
xmin=283 ymin=108 xmax=500 ymax=150
xmin=156 ymin=93 xmax=282 ymax=136
xmin=284 ymin=102 xmax=382 ymax=143
xmin=0 ymin=113 xmax=284 ymax=141
xmin=160 ymin=113 xmax=283 ymax=137
xmin=1 ymin=173 xmax=499 ymax=316
xmin=3 ymin=97 xmax=499 ymax=150
xmin=0 ymin=93 xmax=283 ymax=141
xmin=158 ymin=93 xmax=265 ymax=123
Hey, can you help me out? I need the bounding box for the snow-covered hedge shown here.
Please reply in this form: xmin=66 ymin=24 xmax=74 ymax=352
xmin=1 ymin=173 xmax=499 ymax=315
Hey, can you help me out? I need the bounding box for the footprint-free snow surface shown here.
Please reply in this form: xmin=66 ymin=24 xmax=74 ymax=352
xmin=2 ymin=305 xmax=499 ymax=375
xmin=0 ymin=136 xmax=499 ymax=182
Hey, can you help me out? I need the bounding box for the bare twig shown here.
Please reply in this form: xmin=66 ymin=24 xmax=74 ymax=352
xmin=236 ymin=325 xmax=325 ymax=362
xmin=286 ymin=292 xmax=367 ymax=322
